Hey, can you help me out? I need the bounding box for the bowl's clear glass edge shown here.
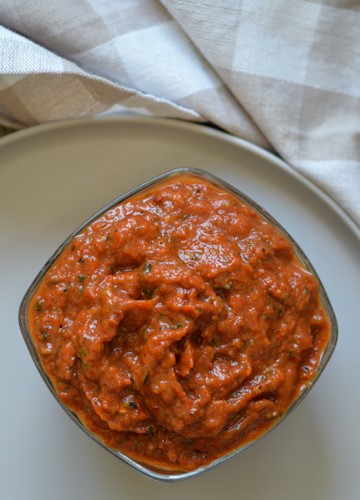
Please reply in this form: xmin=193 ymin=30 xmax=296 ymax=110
xmin=18 ymin=166 xmax=338 ymax=482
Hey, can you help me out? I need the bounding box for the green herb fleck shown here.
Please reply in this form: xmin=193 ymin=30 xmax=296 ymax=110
xmin=146 ymin=425 xmax=155 ymax=437
xmin=78 ymin=347 xmax=88 ymax=358
xmin=182 ymin=438 xmax=193 ymax=445
xmin=143 ymin=371 xmax=150 ymax=386
xmin=143 ymin=262 xmax=152 ymax=274
xmin=211 ymin=334 xmax=221 ymax=347
xmin=125 ymin=401 xmax=138 ymax=410
xmin=241 ymin=339 xmax=252 ymax=352
xmin=171 ymin=323 xmax=183 ymax=330
xmin=288 ymin=350 xmax=296 ymax=359
xmin=78 ymin=274 xmax=86 ymax=283
xmin=171 ymin=344 xmax=181 ymax=355
xmin=81 ymin=362 xmax=89 ymax=371
xmin=35 ymin=300 xmax=44 ymax=312
xmin=41 ymin=331 xmax=49 ymax=340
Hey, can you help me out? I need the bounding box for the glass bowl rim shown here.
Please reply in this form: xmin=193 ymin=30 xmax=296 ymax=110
xmin=18 ymin=166 xmax=338 ymax=481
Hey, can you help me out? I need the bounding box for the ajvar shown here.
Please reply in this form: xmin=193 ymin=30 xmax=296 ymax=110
xmin=29 ymin=173 xmax=330 ymax=472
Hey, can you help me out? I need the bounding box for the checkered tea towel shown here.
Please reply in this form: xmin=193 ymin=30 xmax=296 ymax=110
xmin=0 ymin=0 xmax=359 ymax=226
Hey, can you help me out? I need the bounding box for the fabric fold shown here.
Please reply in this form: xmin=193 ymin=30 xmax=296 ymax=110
xmin=0 ymin=0 xmax=358 ymax=225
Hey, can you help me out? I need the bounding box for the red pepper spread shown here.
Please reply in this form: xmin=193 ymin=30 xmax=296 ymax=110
xmin=29 ymin=173 xmax=330 ymax=472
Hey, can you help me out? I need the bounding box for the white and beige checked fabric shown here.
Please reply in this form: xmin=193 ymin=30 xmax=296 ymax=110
xmin=0 ymin=0 xmax=359 ymax=225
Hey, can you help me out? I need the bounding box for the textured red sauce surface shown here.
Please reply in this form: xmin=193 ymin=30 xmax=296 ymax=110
xmin=29 ymin=173 xmax=330 ymax=472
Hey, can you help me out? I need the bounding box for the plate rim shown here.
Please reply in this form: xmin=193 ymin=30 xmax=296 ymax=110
xmin=0 ymin=115 xmax=358 ymax=239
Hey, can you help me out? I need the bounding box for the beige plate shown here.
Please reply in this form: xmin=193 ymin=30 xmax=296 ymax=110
xmin=0 ymin=116 xmax=359 ymax=497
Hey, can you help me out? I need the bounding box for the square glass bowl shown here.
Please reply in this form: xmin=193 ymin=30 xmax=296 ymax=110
xmin=19 ymin=167 xmax=338 ymax=481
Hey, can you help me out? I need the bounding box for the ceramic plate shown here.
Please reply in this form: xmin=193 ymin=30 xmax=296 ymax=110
xmin=0 ymin=117 xmax=359 ymax=499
